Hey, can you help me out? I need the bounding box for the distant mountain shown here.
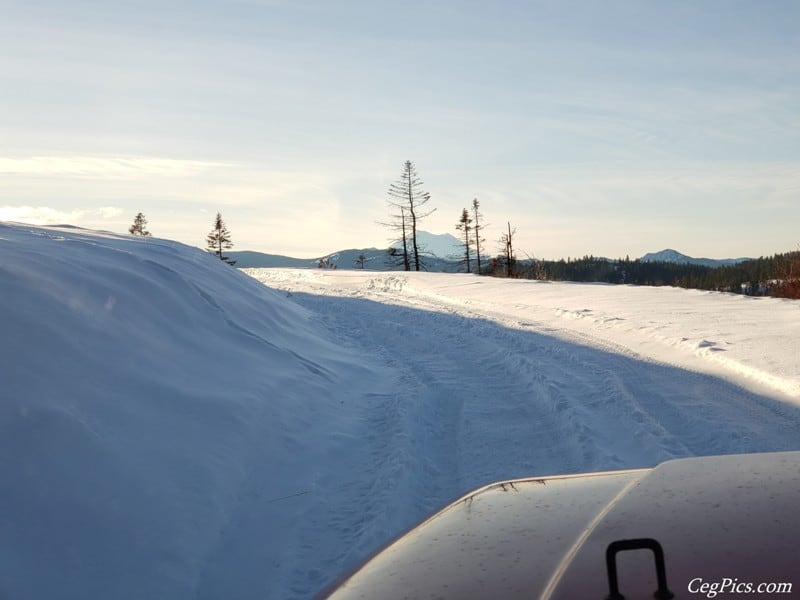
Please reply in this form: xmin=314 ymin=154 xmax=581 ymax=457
xmin=228 ymin=248 xmax=388 ymax=270
xmin=233 ymin=244 xmax=753 ymax=272
xmin=640 ymin=249 xmax=750 ymax=268
xmin=393 ymin=231 xmax=463 ymax=259
xmin=230 ymin=246 xmax=464 ymax=272
xmin=225 ymin=251 xmax=317 ymax=269
xmin=230 ymin=231 xmax=466 ymax=271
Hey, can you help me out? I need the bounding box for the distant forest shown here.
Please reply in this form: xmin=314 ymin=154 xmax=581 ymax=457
xmin=376 ymin=160 xmax=799 ymax=300
xmin=484 ymin=251 xmax=800 ymax=300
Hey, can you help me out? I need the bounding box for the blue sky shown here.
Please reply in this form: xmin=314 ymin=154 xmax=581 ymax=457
xmin=2 ymin=0 xmax=798 ymax=259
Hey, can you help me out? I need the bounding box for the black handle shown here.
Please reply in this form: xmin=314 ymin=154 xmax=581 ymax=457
xmin=605 ymin=538 xmax=674 ymax=600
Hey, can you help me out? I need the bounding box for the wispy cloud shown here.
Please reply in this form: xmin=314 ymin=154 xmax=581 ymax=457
xmin=0 ymin=205 xmax=124 ymax=224
xmin=0 ymin=156 xmax=233 ymax=179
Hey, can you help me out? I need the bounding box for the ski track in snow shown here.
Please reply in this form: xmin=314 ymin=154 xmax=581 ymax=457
xmin=245 ymin=269 xmax=800 ymax=598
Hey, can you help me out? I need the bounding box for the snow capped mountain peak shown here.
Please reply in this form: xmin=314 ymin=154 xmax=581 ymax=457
xmin=641 ymin=249 xmax=693 ymax=263
xmin=391 ymin=230 xmax=463 ymax=258
xmin=640 ymin=249 xmax=750 ymax=268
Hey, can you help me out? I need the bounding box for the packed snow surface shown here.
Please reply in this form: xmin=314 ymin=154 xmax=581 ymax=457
xmin=2 ymin=223 xmax=799 ymax=600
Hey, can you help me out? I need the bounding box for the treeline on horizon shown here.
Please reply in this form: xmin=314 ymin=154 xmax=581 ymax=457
xmin=126 ymin=161 xmax=799 ymax=300
xmin=378 ymin=160 xmax=799 ymax=300
xmin=483 ymin=251 xmax=800 ymax=300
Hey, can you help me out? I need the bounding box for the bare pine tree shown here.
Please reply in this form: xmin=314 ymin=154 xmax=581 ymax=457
xmin=386 ymin=160 xmax=434 ymax=271
xmin=381 ymin=206 xmax=412 ymax=270
xmin=455 ymin=208 xmax=472 ymax=273
xmin=128 ymin=212 xmax=151 ymax=236
xmin=472 ymin=198 xmax=486 ymax=274
xmin=499 ymin=221 xmax=516 ymax=277
xmin=206 ymin=212 xmax=236 ymax=265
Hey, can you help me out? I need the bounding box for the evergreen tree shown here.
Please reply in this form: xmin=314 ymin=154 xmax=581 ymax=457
xmin=206 ymin=212 xmax=236 ymax=265
xmin=128 ymin=212 xmax=151 ymax=236
xmin=386 ymin=160 xmax=434 ymax=271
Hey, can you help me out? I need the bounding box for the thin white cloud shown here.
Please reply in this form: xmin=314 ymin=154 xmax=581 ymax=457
xmin=0 ymin=156 xmax=233 ymax=179
xmin=0 ymin=205 xmax=124 ymax=224
xmin=97 ymin=206 xmax=125 ymax=219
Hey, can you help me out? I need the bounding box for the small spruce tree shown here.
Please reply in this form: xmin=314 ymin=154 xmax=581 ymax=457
xmin=206 ymin=212 xmax=236 ymax=265
xmin=128 ymin=212 xmax=151 ymax=236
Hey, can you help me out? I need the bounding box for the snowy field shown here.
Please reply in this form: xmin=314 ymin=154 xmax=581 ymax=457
xmin=2 ymin=223 xmax=799 ymax=600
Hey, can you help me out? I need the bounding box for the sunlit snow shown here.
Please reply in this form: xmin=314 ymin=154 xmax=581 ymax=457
xmin=2 ymin=223 xmax=799 ymax=600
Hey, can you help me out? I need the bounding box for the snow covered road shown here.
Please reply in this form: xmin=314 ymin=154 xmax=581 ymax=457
xmin=250 ymin=269 xmax=800 ymax=402
xmin=247 ymin=269 xmax=800 ymax=596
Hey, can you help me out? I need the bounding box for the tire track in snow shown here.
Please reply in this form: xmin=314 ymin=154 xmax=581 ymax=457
xmin=244 ymin=273 xmax=800 ymax=599
xmin=301 ymin=287 xmax=800 ymax=469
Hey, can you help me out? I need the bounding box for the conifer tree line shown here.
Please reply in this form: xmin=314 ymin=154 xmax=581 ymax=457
xmin=509 ymin=252 xmax=800 ymax=299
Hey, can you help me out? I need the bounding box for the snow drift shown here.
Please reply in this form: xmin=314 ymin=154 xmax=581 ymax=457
xmin=0 ymin=223 xmax=393 ymax=599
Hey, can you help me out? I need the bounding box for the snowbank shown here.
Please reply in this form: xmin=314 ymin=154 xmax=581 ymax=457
xmin=0 ymin=224 xmax=390 ymax=599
